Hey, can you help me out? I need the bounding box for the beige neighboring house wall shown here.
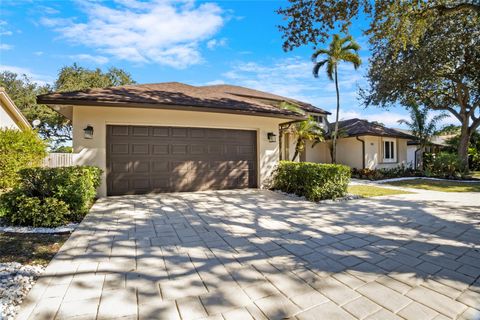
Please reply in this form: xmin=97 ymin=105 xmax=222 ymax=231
xmin=335 ymin=135 xmax=409 ymax=169
xmin=0 ymin=88 xmax=31 ymax=130
xmin=72 ymin=106 xmax=284 ymax=197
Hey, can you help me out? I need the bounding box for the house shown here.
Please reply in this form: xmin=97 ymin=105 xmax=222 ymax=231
xmin=283 ymin=117 xmax=415 ymax=170
xmin=38 ymin=82 xmax=330 ymax=197
xmin=0 ymin=87 xmax=31 ymax=130
xmin=38 ymin=82 xmax=414 ymax=197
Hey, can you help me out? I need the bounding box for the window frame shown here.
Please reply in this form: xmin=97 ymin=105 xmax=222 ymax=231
xmin=382 ymin=138 xmax=397 ymax=163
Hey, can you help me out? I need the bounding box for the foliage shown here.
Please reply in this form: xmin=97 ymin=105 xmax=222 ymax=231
xmin=362 ymin=10 xmax=480 ymax=171
xmin=1 ymin=190 xmax=69 ymax=227
xmin=351 ymin=165 xmax=422 ymax=181
xmin=271 ymin=161 xmax=351 ymax=201
xmin=54 ymin=63 xmax=135 ymax=92
xmin=279 ymin=102 xmax=324 ymax=161
xmin=424 ymin=152 xmax=462 ymax=179
xmin=51 ymin=145 xmax=73 ymax=153
xmin=398 ymin=104 xmax=447 ymax=148
xmin=0 ymin=64 xmax=135 ymax=148
xmin=290 ymin=117 xmax=324 ymax=161
xmin=0 ymin=166 xmax=102 ymax=227
xmin=277 ymin=1 xmax=479 ymax=52
xmin=312 ymin=34 xmax=361 ymax=163
xmin=0 ymin=128 xmax=47 ymax=189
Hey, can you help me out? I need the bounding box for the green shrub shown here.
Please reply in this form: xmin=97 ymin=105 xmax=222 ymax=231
xmin=0 ymin=190 xmax=69 ymax=227
xmin=0 ymin=128 xmax=47 ymax=189
xmin=425 ymin=152 xmax=462 ymax=178
xmin=271 ymin=161 xmax=351 ymax=201
xmin=0 ymin=166 xmax=102 ymax=227
xmin=351 ymin=165 xmax=422 ymax=181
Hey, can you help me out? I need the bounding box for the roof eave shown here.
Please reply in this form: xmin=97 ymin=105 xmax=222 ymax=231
xmin=37 ymin=98 xmax=306 ymax=121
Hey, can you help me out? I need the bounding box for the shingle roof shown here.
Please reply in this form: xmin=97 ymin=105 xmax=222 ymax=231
xmin=37 ymin=82 xmax=327 ymax=119
xmin=330 ymin=118 xmax=416 ymax=139
xmin=201 ymin=84 xmax=330 ymax=114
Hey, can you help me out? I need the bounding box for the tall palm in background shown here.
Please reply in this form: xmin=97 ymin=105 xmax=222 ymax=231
xmin=398 ymin=103 xmax=447 ymax=168
xmin=312 ymin=34 xmax=361 ymax=163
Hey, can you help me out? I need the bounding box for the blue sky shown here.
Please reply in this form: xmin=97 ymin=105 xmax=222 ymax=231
xmin=0 ymin=0 xmax=455 ymax=128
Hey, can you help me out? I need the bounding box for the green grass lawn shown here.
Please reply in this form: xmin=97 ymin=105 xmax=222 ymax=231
xmin=388 ymin=179 xmax=480 ymax=192
xmin=348 ymin=185 xmax=413 ymax=197
xmin=0 ymin=233 xmax=69 ymax=265
xmin=471 ymin=171 xmax=480 ymax=179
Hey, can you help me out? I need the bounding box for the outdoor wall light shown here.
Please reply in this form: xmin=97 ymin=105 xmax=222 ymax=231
xmin=83 ymin=125 xmax=94 ymax=139
xmin=267 ymin=132 xmax=277 ymax=143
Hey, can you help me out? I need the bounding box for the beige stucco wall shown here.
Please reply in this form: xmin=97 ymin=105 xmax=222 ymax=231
xmin=0 ymin=102 xmax=20 ymax=130
xmin=336 ymin=137 xmax=363 ymax=168
xmin=366 ymin=136 xmax=408 ymax=169
xmin=72 ymin=106 xmax=285 ymax=197
xmin=304 ymin=141 xmax=331 ymax=163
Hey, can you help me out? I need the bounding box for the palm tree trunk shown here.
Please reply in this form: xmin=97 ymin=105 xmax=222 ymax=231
xmin=332 ymin=64 xmax=340 ymax=164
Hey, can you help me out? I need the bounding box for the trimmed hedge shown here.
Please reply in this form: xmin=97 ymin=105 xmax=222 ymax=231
xmin=0 ymin=166 xmax=102 ymax=227
xmin=271 ymin=161 xmax=351 ymax=201
xmin=0 ymin=128 xmax=47 ymax=189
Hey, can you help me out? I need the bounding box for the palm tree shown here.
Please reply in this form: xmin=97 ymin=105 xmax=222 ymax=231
xmin=312 ymin=34 xmax=361 ymax=163
xmin=398 ymin=103 xmax=447 ymax=169
xmin=279 ymin=102 xmax=324 ymax=161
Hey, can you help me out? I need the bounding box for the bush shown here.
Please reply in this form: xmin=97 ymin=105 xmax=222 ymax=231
xmin=271 ymin=161 xmax=351 ymax=201
xmin=0 ymin=166 xmax=102 ymax=227
xmin=1 ymin=190 xmax=69 ymax=227
xmin=351 ymin=164 xmax=422 ymax=181
xmin=425 ymin=152 xmax=462 ymax=178
xmin=0 ymin=128 xmax=47 ymax=189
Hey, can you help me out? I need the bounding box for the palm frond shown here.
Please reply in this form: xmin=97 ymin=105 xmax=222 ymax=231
xmin=326 ymin=60 xmax=335 ymax=80
xmin=311 ymin=49 xmax=330 ymax=61
xmin=339 ymin=52 xmax=362 ymax=69
xmin=312 ymin=60 xmax=328 ymax=78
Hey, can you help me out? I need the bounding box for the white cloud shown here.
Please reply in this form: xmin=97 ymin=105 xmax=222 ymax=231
xmin=206 ymin=38 xmax=227 ymax=50
xmin=0 ymin=65 xmax=54 ymax=86
xmin=0 ymin=20 xmax=12 ymax=36
xmin=41 ymin=0 xmax=225 ymax=68
xmin=68 ymin=54 xmax=109 ymax=64
xmin=0 ymin=44 xmax=13 ymax=50
xmin=34 ymin=51 xmax=44 ymax=56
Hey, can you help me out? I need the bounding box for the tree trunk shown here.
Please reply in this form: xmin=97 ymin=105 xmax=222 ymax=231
xmin=332 ymin=64 xmax=340 ymax=164
xmin=458 ymin=122 xmax=470 ymax=172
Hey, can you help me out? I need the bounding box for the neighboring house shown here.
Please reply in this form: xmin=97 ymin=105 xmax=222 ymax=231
xmin=38 ymin=82 xmax=329 ymax=197
xmin=0 ymin=87 xmax=31 ymax=130
xmin=330 ymin=119 xmax=414 ymax=169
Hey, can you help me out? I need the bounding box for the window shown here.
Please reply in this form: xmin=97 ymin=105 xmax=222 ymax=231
xmin=311 ymin=115 xmax=323 ymax=123
xmin=383 ymin=139 xmax=396 ymax=162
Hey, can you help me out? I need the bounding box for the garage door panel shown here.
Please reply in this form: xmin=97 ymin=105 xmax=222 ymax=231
xmin=152 ymin=144 xmax=169 ymax=155
xmin=107 ymin=125 xmax=257 ymax=196
xmin=111 ymin=143 xmax=129 ymax=154
xmin=132 ymin=161 xmax=149 ymax=173
xmin=131 ymin=144 xmax=149 ymax=155
xmin=132 ymin=126 xmax=149 ymax=136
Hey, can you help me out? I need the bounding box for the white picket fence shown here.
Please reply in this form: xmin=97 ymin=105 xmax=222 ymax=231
xmin=43 ymin=153 xmax=75 ymax=168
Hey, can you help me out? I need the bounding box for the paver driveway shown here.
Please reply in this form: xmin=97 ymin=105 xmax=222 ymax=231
xmin=17 ymin=190 xmax=480 ymax=320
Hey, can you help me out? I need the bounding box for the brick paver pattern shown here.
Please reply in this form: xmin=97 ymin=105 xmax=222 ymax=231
xmin=17 ymin=190 xmax=480 ymax=320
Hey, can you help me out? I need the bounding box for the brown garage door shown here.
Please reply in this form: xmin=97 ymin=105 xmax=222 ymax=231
xmin=106 ymin=125 xmax=257 ymax=196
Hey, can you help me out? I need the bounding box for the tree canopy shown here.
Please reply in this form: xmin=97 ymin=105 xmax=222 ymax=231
xmin=362 ymin=10 xmax=479 ymax=170
xmin=278 ymin=0 xmax=480 ymax=52
xmin=0 ymin=64 xmax=135 ymax=148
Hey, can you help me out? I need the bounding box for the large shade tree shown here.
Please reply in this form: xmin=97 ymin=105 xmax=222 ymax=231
xmin=0 ymin=64 xmax=135 ymax=148
xmin=312 ymin=34 xmax=361 ymax=163
xmin=363 ymin=11 xmax=479 ymax=171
